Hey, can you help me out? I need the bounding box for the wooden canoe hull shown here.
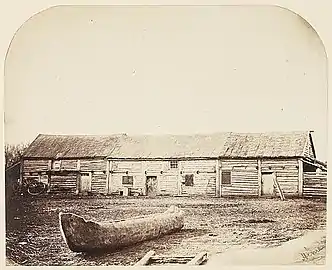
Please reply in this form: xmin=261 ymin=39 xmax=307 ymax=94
xmin=59 ymin=206 xmax=184 ymax=253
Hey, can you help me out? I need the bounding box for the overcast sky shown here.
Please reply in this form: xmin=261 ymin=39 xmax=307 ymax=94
xmin=4 ymin=6 xmax=327 ymax=161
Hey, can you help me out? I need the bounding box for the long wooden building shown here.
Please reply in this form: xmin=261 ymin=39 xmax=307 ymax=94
xmin=21 ymin=131 xmax=327 ymax=198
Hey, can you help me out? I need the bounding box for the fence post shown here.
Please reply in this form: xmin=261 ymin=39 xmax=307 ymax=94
xmin=298 ymin=159 xmax=303 ymax=197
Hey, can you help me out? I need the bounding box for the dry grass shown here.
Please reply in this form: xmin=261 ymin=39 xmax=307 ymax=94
xmin=5 ymin=195 xmax=326 ymax=266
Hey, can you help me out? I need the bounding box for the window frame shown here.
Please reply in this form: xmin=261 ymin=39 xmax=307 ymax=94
xmin=122 ymin=175 xmax=134 ymax=185
xmin=170 ymin=160 xmax=178 ymax=169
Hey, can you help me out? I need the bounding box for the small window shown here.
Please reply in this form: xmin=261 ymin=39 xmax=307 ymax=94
xmin=222 ymin=171 xmax=231 ymax=185
xmin=122 ymin=176 xmax=134 ymax=185
xmin=184 ymin=174 xmax=194 ymax=186
xmin=170 ymin=160 xmax=178 ymax=169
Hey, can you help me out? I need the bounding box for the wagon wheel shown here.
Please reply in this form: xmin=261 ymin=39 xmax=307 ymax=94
xmin=27 ymin=182 xmax=47 ymax=196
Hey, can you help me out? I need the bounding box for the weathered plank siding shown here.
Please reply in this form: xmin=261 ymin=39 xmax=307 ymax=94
xmin=110 ymin=173 xmax=145 ymax=194
xmin=80 ymin=159 xmax=107 ymax=171
xmin=181 ymin=160 xmax=216 ymax=196
xmin=110 ymin=161 xmax=144 ymax=194
xmin=261 ymin=159 xmax=299 ymax=196
xmin=50 ymin=173 xmax=77 ymax=194
xmin=91 ymin=172 xmax=107 ymax=193
xmin=23 ymin=159 xmax=49 ymax=172
xmin=221 ymin=159 xmax=258 ymax=196
xmin=303 ymin=172 xmax=327 ymax=197
xmin=109 ymin=159 xmax=218 ymax=196
xmin=159 ymin=173 xmax=178 ymax=195
xmin=61 ymin=160 xmax=78 ymax=170
xmin=22 ymin=171 xmax=40 ymax=183
xmin=110 ymin=160 xmax=177 ymax=195
xmin=22 ymin=158 xmax=107 ymax=195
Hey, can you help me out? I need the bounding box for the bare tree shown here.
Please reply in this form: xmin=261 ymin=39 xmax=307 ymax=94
xmin=5 ymin=143 xmax=29 ymax=169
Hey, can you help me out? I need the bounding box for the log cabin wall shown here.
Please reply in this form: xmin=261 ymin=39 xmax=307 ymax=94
xmin=220 ymin=159 xmax=259 ymax=196
xmin=109 ymin=159 xmax=218 ymax=196
xmin=22 ymin=158 xmax=108 ymax=194
xmin=109 ymin=160 xmax=178 ymax=196
xmin=180 ymin=160 xmax=216 ymax=196
xmin=22 ymin=159 xmax=49 ymax=184
xmin=110 ymin=160 xmax=145 ymax=194
xmin=50 ymin=172 xmax=78 ymax=193
xmin=261 ymin=159 xmax=299 ymax=196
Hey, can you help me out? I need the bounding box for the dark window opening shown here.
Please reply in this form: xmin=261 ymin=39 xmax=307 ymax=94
xmin=170 ymin=160 xmax=178 ymax=169
xmin=222 ymin=171 xmax=231 ymax=185
xmin=184 ymin=174 xmax=194 ymax=186
xmin=122 ymin=175 xmax=134 ymax=185
xmin=303 ymin=162 xmax=319 ymax=172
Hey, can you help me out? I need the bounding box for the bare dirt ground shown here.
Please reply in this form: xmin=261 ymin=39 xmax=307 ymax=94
xmin=5 ymin=195 xmax=326 ymax=266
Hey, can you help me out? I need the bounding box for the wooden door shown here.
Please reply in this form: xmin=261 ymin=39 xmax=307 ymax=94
xmin=80 ymin=172 xmax=92 ymax=193
xmin=146 ymin=176 xmax=158 ymax=197
xmin=261 ymin=172 xmax=274 ymax=195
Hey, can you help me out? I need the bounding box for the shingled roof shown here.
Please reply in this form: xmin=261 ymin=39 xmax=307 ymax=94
xmin=23 ymin=131 xmax=315 ymax=159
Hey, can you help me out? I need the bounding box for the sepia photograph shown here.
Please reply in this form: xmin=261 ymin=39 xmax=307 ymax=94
xmin=3 ymin=4 xmax=328 ymax=267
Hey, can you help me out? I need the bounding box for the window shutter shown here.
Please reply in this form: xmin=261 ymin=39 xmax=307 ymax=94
xmin=222 ymin=171 xmax=231 ymax=185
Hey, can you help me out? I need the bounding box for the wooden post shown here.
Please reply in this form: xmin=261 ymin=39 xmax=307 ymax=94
xmin=219 ymin=160 xmax=223 ymax=197
xmin=177 ymin=161 xmax=182 ymax=196
xmin=76 ymin=161 xmax=81 ymax=194
xmin=135 ymin=250 xmax=155 ymax=266
xmin=142 ymin=161 xmax=146 ymax=195
xmin=75 ymin=173 xmax=80 ymax=195
xmin=273 ymin=172 xmax=285 ymax=200
xmin=298 ymin=159 xmax=304 ymax=197
xmin=105 ymin=160 xmax=110 ymax=195
xmin=257 ymin=159 xmax=262 ymax=196
xmin=215 ymin=159 xmax=221 ymax=197
xmin=47 ymin=171 xmax=51 ymax=193
xmin=48 ymin=160 xmax=52 ymax=170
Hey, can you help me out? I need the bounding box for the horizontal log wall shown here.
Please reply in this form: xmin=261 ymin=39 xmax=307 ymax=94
xmin=110 ymin=159 xmax=217 ymax=196
xmin=303 ymin=172 xmax=327 ymax=197
xmin=23 ymin=158 xmax=108 ymax=195
xmin=110 ymin=160 xmax=177 ymax=195
xmin=110 ymin=173 xmax=145 ymax=194
xmin=50 ymin=173 xmax=77 ymax=194
xmin=80 ymin=159 xmax=107 ymax=171
xmin=61 ymin=160 xmax=78 ymax=170
xmin=91 ymin=172 xmax=107 ymax=194
xmin=159 ymin=174 xmax=178 ymax=195
xmin=181 ymin=160 xmax=216 ymax=196
xmin=22 ymin=171 xmax=40 ymax=183
xmin=261 ymin=159 xmax=299 ymax=196
xmin=221 ymin=159 xmax=258 ymax=196
xmin=23 ymin=159 xmax=49 ymax=172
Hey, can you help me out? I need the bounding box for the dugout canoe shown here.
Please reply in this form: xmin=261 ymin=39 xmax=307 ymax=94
xmin=59 ymin=205 xmax=184 ymax=253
